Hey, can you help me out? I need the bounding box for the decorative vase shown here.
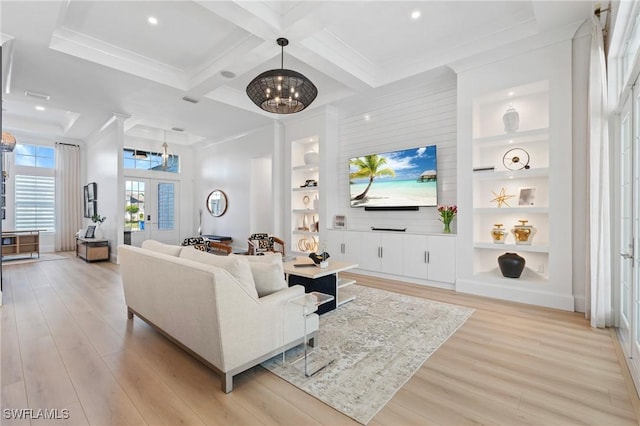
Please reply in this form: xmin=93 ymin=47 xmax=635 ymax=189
xmin=443 ymin=221 xmax=451 ymax=234
xmin=95 ymin=223 xmax=104 ymax=239
xmin=490 ymin=223 xmax=508 ymax=244
xmin=498 ymin=252 xmax=525 ymax=278
xmin=303 ymin=215 xmax=309 ymax=231
xmin=303 ymin=150 xmax=319 ymax=165
xmin=511 ymin=219 xmax=536 ymax=245
xmin=503 ymin=105 xmax=519 ymax=133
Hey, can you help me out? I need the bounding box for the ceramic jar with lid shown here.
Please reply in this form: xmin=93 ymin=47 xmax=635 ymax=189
xmin=511 ymin=219 xmax=536 ymax=245
xmin=490 ymin=224 xmax=508 ymax=244
xmin=303 ymin=150 xmax=319 ymax=165
xmin=503 ymin=105 xmax=519 ymax=133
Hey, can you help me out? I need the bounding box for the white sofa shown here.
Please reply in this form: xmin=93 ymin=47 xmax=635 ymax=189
xmin=118 ymin=241 xmax=319 ymax=393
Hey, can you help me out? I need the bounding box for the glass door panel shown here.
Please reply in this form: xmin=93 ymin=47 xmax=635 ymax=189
xmin=125 ymin=178 xmax=179 ymax=247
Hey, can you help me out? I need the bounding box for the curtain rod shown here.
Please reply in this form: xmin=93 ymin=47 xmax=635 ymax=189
xmin=55 ymin=142 xmax=79 ymax=147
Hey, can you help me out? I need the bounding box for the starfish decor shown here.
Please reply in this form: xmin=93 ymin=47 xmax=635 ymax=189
xmin=490 ymin=187 xmax=515 ymax=208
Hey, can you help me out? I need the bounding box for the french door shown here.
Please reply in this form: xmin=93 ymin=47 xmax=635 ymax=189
xmin=618 ymin=82 xmax=640 ymax=387
xmin=125 ymin=178 xmax=180 ymax=247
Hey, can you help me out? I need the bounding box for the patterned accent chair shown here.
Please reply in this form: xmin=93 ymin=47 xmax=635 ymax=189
xmin=247 ymin=233 xmax=285 ymax=256
xmin=182 ymin=236 xmax=233 ymax=256
xmin=181 ymin=236 xmax=208 ymax=252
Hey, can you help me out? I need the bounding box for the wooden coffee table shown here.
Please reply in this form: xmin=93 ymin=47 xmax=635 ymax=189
xmin=283 ymin=258 xmax=358 ymax=314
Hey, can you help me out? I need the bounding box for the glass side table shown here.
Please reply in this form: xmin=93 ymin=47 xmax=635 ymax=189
xmin=287 ymin=291 xmax=335 ymax=377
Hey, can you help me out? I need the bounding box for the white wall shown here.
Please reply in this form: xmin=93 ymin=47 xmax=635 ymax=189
xmin=193 ymin=122 xmax=282 ymax=251
xmin=85 ymin=116 xmax=122 ymax=258
xmin=329 ymin=67 xmax=458 ymax=233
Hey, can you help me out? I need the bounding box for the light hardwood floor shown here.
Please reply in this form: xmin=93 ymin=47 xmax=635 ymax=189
xmin=1 ymin=252 xmax=638 ymax=425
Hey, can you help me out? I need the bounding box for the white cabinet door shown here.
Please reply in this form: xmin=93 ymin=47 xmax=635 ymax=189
xmin=326 ymin=230 xmax=362 ymax=264
xmin=427 ymin=236 xmax=456 ymax=284
xmin=361 ymin=232 xmax=382 ymax=271
xmin=342 ymin=231 xmax=362 ymax=265
xmin=360 ymin=232 xmax=404 ymax=274
xmin=403 ymin=234 xmax=429 ymax=279
xmin=326 ymin=230 xmax=344 ymax=261
xmin=379 ymin=233 xmax=404 ymax=275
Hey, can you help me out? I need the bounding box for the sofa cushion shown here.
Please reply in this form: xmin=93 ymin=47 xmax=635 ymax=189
xmin=231 ymin=253 xmax=287 ymax=297
xmin=141 ymin=240 xmax=183 ymax=256
xmin=231 ymin=252 xmax=282 ymax=264
xmin=180 ymin=247 xmax=258 ymax=299
xmin=249 ymin=262 xmax=288 ymax=297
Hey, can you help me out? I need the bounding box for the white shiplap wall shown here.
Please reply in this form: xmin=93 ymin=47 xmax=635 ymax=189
xmin=330 ymin=69 xmax=457 ymax=234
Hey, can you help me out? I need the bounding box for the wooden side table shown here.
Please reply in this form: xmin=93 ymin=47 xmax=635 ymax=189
xmin=76 ymin=237 xmax=110 ymax=262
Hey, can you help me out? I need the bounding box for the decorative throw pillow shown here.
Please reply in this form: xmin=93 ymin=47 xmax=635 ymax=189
xmin=249 ymin=262 xmax=288 ymax=297
xmin=141 ymin=240 xmax=183 ymax=256
xmin=179 ymin=247 xmax=258 ymax=299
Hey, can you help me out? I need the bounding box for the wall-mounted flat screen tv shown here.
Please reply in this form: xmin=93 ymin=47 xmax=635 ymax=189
xmin=349 ymin=145 xmax=437 ymax=208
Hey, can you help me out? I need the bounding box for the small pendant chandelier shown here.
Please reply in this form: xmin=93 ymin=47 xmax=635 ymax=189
xmin=1 ymin=131 xmax=17 ymax=152
xmin=246 ymin=38 xmax=318 ymax=114
xmin=160 ymin=131 xmax=176 ymax=170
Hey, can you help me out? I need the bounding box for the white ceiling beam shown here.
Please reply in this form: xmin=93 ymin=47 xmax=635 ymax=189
xmin=186 ymin=35 xmax=269 ymax=96
xmin=50 ymin=27 xmax=189 ymax=90
xmin=194 ymin=0 xmax=281 ymax=41
xmin=295 ymin=32 xmax=375 ymax=90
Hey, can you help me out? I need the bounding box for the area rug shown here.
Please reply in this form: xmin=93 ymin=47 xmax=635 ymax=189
xmin=261 ymin=284 xmax=474 ymax=424
xmin=2 ymin=253 xmax=68 ymax=265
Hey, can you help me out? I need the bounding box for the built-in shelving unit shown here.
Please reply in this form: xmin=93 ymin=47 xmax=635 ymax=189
xmin=290 ymin=136 xmax=321 ymax=254
xmin=456 ymin=41 xmax=574 ymax=310
xmin=470 ymin=81 xmax=551 ymax=284
xmin=2 ymin=230 xmax=40 ymax=260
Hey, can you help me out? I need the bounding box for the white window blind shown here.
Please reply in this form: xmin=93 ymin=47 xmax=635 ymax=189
xmin=15 ymin=175 xmax=55 ymax=231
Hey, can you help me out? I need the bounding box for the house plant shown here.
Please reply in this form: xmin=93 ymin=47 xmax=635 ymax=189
xmin=437 ymin=205 xmax=457 ymax=234
xmin=91 ymin=213 xmax=107 ymax=239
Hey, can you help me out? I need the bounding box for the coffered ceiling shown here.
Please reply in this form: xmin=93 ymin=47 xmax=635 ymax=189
xmin=1 ymin=1 xmax=594 ymax=145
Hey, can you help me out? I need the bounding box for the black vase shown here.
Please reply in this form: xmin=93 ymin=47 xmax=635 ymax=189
xmin=498 ymin=252 xmax=525 ymax=278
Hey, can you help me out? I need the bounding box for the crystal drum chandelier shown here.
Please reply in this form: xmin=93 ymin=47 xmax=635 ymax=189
xmin=246 ymin=38 xmax=317 ymax=114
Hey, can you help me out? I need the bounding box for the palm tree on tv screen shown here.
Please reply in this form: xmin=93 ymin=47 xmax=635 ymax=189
xmin=350 ymin=155 xmax=396 ymax=200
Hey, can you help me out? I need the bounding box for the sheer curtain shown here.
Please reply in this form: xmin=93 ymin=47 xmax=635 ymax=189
xmin=588 ymin=16 xmax=612 ymax=328
xmin=55 ymin=143 xmax=81 ymax=251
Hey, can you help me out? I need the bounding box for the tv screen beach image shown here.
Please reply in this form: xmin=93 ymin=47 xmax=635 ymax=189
xmin=349 ymin=145 xmax=437 ymax=208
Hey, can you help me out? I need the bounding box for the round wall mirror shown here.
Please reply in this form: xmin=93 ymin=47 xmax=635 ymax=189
xmin=206 ymin=190 xmax=228 ymax=217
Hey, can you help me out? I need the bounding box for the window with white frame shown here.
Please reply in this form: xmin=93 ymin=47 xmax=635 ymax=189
xmin=13 ymin=144 xmax=56 ymax=232
xmin=123 ymin=148 xmax=179 ymax=173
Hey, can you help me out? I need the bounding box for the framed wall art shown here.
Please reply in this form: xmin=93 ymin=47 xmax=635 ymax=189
xmin=334 ymin=214 xmax=346 ymax=229
xmin=84 ymin=225 xmax=96 ymax=239
xmin=87 ymin=182 xmax=97 ymax=201
xmin=518 ymin=188 xmax=536 ymax=206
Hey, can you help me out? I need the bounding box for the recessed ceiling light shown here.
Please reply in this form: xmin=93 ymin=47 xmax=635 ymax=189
xmin=411 ymin=10 xmax=421 ymax=20
xmin=364 ymin=114 xmax=371 ymax=121
xmin=508 ymin=91 xmax=515 ymax=96
xmin=148 ymin=16 xmax=158 ymax=25
xmin=221 ymin=70 xmax=236 ymax=79
xmin=35 ymin=105 xmax=45 ymax=111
